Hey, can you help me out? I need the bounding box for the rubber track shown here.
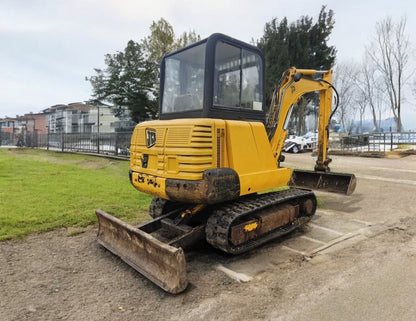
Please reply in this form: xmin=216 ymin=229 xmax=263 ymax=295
xmin=205 ymin=188 xmax=316 ymax=254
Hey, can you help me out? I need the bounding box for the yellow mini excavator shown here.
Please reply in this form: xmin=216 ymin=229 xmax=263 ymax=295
xmin=95 ymin=33 xmax=356 ymax=293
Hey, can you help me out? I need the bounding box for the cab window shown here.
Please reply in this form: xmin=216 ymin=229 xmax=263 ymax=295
xmin=161 ymin=43 xmax=206 ymax=113
xmin=213 ymin=42 xmax=263 ymax=110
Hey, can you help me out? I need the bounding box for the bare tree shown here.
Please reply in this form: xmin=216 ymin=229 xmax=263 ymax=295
xmin=355 ymin=90 xmax=367 ymax=134
xmin=333 ymin=62 xmax=359 ymax=134
xmin=366 ymin=17 xmax=411 ymax=132
xmin=353 ymin=58 xmax=386 ymax=132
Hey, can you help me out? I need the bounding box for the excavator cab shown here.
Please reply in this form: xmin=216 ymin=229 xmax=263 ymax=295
xmin=159 ymin=33 xmax=266 ymax=122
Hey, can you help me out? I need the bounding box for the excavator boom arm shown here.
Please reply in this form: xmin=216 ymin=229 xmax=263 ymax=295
xmin=268 ymin=67 xmax=356 ymax=195
xmin=268 ymin=67 xmax=334 ymax=171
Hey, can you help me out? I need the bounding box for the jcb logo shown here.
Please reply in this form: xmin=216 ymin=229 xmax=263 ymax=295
xmin=146 ymin=129 xmax=156 ymax=148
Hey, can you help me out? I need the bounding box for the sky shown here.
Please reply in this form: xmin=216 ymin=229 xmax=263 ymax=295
xmin=1 ymin=0 xmax=416 ymax=129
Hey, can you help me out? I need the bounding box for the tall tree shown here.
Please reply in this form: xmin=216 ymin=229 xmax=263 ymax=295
xmin=176 ymin=30 xmax=201 ymax=48
xmin=366 ymin=17 xmax=411 ymax=132
xmin=87 ymin=18 xmax=201 ymax=123
xmin=353 ymin=58 xmax=385 ymax=132
xmin=257 ymin=6 xmax=336 ymax=135
xmin=142 ymin=18 xmax=176 ymax=68
xmin=333 ymin=62 xmax=359 ymax=134
xmin=257 ymin=17 xmax=290 ymax=103
xmin=142 ymin=20 xmax=201 ymax=104
xmin=355 ymin=91 xmax=367 ymax=134
xmin=87 ymin=40 xmax=157 ymax=122
xmin=258 ymin=6 xmax=336 ymax=99
xmin=140 ymin=18 xmax=176 ymax=110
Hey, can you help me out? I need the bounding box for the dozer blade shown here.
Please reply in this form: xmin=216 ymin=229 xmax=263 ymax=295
xmin=289 ymin=169 xmax=357 ymax=195
xmin=95 ymin=209 xmax=188 ymax=294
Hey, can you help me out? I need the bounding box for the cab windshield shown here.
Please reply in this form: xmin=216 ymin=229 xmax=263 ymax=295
xmin=161 ymin=43 xmax=206 ymax=113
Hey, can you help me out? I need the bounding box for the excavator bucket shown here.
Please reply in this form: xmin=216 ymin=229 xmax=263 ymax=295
xmin=289 ymin=169 xmax=357 ymax=195
xmin=95 ymin=209 xmax=188 ymax=294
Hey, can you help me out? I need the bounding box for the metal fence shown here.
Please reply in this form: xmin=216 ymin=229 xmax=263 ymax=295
xmin=2 ymin=130 xmax=415 ymax=156
xmin=0 ymin=131 xmax=132 ymax=157
xmin=339 ymin=132 xmax=416 ymax=152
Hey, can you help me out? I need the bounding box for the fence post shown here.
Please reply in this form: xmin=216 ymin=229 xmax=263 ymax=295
xmin=390 ymin=133 xmax=393 ymax=151
xmin=97 ymin=132 xmax=100 ymax=154
xmin=115 ymin=132 xmax=118 ymax=156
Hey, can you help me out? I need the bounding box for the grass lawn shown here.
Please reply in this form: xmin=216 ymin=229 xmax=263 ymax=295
xmin=0 ymin=148 xmax=153 ymax=240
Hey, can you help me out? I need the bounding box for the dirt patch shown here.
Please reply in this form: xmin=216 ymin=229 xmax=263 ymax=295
xmin=329 ymin=147 xmax=416 ymax=159
xmin=385 ymin=148 xmax=416 ymax=158
xmin=0 ymin=216 xmax=415 ymax=321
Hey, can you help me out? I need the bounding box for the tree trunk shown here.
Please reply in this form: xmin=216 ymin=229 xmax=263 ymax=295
xmin=370 ymin=105 xmax=379 ymax=132
xmin=296 ymin=97 xmax=308 ymax=135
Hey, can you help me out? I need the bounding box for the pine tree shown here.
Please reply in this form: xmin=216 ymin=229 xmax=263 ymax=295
xmin=257 ymin=6 xmax=336 ymax=134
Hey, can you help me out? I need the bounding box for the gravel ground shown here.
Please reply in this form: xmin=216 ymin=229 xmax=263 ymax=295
xmin=1 ymin=153 xmax=415 ymax=321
